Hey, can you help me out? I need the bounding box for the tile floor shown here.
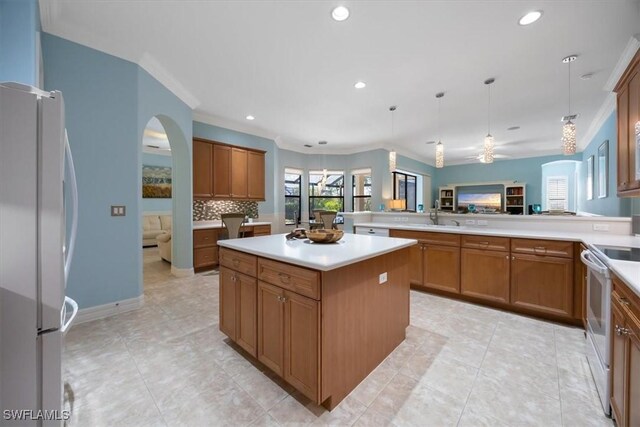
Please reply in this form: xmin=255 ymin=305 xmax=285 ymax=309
xmin=63 ymin=247 xmax=613 ymax=426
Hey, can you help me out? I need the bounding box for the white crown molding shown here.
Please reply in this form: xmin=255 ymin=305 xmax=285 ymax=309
xmin=139 ymin=52 xmax=200 ymax=110
xmin=578 ymin=93 xmax=616 ymax=150
xmin=193 ymin=110 xmax=279 ymax=142
xmin=605 ymin=34 xmax=640 ymax=92
xmin=74 ymin=295 xmax=144 ymax=324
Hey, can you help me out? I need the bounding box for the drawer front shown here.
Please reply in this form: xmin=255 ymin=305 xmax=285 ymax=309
xmin=219 ymin=248 xmax=257 ymax=277
xmin=258 ymin=258 xmax=320 ymax=300
xmin=390 ymin=229 xmax=460 ymax=247
xmin=194 ymin=246 xmax=218 ymax=267
xmin=194 ymin=229 xmax=218 ymax=248
xmin=511 ymin=238 xmax=574 ymax=258
xmin=613 ymin=275 xmax=640 ymax=323
xmin=461 ymin=235 xmax=509 ymax=251
xmin=253 ymin=225 xmax=271 ymax=235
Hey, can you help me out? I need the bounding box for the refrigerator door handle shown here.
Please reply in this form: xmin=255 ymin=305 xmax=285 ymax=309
xmin=64 ymin=130 xmax=78 ymax=283
xmin=61 ymin=296 xmax=78 ymax=334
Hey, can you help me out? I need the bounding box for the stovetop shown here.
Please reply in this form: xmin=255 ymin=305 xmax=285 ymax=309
xmin=595 ymin=245 xmax=640 ymax=262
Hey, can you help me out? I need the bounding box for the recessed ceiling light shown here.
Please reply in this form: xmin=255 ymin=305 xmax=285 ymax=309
xmin=331 ymin=6 xmax=349 ymax=21
xmin=507 ymin=126 xmax=520 ymax=131
xmin=425 ymin=141 xmax=436 ymax=145
xmin=354 ymin=81 xmax=366 ymax=89
xmin=318 ymin=141 xmax=328 ymax=145
xmin=246 ymin=115 xmax=255 ymax=120
xmin=580 ymin=73 xmax=594 ymax=80
xmin=518 ymin=10 xmax=542 ymax=26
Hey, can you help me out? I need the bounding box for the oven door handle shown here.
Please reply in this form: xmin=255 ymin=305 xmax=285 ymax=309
xmin=580 ymin=250 xmax=608 ymax=275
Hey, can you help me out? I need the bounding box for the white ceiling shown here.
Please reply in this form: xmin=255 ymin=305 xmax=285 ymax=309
xmin=40 ymin=0 xmax=640 ymax=165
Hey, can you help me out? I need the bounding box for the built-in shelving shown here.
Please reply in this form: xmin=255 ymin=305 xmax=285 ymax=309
xmin=439 ymin=187 xmax=456 ymax=211
xmin=505 ymin=184 xmax=526 ymax=215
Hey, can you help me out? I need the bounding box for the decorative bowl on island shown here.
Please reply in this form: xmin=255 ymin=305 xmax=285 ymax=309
xmin=306 ymin=229 xmax=344 ymax=243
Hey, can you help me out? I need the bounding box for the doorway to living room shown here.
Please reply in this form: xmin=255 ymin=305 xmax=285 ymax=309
xmin=141 ymin=116 xmax=174 ymax=287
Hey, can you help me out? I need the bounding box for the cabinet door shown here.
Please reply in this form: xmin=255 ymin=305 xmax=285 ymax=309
xmin=407 ymin=243 xmax=423 ymax=286
xmin=212 ymin=144 xmax=232 ymax=198
xmin=247 ymin=151 xmax=265 ymax=200
xmin=284 ymin=290 xmax=319 ymax=402
xmin=423 ymin=245 xmax=460 ymax=293
xmin=236 ymin=273 xmax=257 ymax=358
xmin=618 ymin=87 xmax=630 ymax=193
xmin=461 ymin=248 xmax=510 ymax=303
xmin=257 ymin=281 xmax=284 ymax=376
xmin=510 ymin=254 xmax=573 ymax=317
xmin=219 ymin=267 xmax=237 ymax=340
xmin=193 ymin=140 xmax=213 ymax=198
xmin=231 ymin=148 xmax=248 ymax=198
xmin=611 ymin=297 xmax=627 ymax=426
xmin=628 ymin=323 xmax=640 ymax=427
xmin=627 ymin=70 xmax=640 ymax=190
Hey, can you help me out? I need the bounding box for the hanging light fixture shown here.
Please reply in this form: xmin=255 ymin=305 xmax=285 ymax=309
xmin=562 ymin=55 xmax=578 ymax=155
xmin=435 ymin=92 xmax=445 ymax=168
xmin=389 ymin=106 xmax=397 ymax=172
xmin=483 ymin=78 xmax=495 ymax=164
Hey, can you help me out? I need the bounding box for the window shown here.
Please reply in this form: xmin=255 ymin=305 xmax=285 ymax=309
xmin=309 ymin=170 xmax=344 ymax=217
xmin=546 ymin=176 xmax=568 ymax=211
xmin=586 ymin=156 xmax=594 ymax=200
xmin=284 ymin=168 xmax=301 ymax=225
xmin=352 ymin=168 xmax=372 ymax=212
xmin=393 ymin=171 xmax=417 ymax=211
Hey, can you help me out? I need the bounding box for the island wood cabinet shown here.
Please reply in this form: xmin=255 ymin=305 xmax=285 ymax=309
xmin=219 ymin=266 xmax=257 ymax=357
xmin=610 ymin=274 xmax=640 ymax=427
xmin=460 ymin=235 xmax=510 ymax=304
xmin=614 ymin=47 xmax=640 ymax=197
xmin=390 ymin=230 xmax=579 ymax=323
xmin=193 ymin=138 xmax=265 ymax=200
xmin=388 ymin=230 xmax=460 ymax=293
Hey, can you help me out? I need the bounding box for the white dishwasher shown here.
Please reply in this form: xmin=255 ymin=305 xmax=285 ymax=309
xmin=354 ymin=226 xmax=390 ymax=237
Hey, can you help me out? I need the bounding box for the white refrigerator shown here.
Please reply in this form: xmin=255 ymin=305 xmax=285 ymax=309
xmin=0 ymin=82 xmax=79 ymax=426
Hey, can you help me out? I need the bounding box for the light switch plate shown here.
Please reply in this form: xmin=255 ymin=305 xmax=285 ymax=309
xmin=111 ymin=205 xmax=126 ymax=216
xmin=465 ymin=219 xmax=476 ymax=225
xmin=593 ymin=224 xmax=609 ymax=231
xmin=477 ymin=220 xmax=488 ymax=226
xmin=379 ymin=272 xmax=388 ymax=284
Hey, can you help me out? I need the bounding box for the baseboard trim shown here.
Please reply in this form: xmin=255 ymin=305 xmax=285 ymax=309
xmin=74 ymin=295 xmax=145 ymax=324
xmin=171 ymin=265 xmax=194 ymax=277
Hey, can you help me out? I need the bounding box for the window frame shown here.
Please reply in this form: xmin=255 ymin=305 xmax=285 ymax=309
xmin=392 ymin=171 xmax=417 ymax=212
xmin=284 ymin=168 xmax=302 ymax=225
xmin=308 ymin=170 xmax=344 ymax=218
xmin=351 ymin=168 xmax=372 ymax=212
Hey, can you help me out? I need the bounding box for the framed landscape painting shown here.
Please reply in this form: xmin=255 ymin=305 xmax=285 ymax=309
xmin=142 ymin=165 xmax=172 ymax=198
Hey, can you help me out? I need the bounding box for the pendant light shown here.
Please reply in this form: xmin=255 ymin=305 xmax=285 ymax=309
xmin=389 ymin=106 xmax=397 ymax=172
xmin=562 ymin=55 xmax=577 ymax=155
xmin=483 ymin=78 xmax=495 ymax=164
xmin=435 ymin=92 xmax=445 ymax=168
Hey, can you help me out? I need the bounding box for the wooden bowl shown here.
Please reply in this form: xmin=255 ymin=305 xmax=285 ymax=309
xmin=306 ymin=229 xmax=344 ymax=243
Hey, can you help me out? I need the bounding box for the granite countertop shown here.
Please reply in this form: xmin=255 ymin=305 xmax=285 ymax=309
xmin=354 ymin=221 xmax=640 ymax=298
xmin=217 ymin=233 xmax=417 ymax=271
xmin=193 ymin=220 xmax=271 ymax=230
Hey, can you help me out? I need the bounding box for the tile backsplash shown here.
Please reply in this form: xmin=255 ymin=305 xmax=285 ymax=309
xmin=193 ymin=200 xmax=259 ymax=221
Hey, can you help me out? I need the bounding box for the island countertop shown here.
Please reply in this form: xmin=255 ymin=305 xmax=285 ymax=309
xmin=216 ymin=233 xmax=417 ymax=271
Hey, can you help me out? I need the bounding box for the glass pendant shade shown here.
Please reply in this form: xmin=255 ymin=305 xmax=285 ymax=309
xmin=562 ymin=121 xmax=576 ymax=155
xmin=389 ymin=150 xmax=397 ymax=172
xmin=483 ymin=134 xmax=495 ymax=163
xmin=435 ymin=142 xmax=444 ymax=168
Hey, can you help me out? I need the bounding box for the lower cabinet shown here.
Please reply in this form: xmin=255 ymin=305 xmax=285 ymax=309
xmin=610 ymin=277 xmax=640 ymax=427
xmin=219 ymin=266 xmax=258 ymax=357
xmin=510 ymin=253 xmax=573 ymax=318
xmin=461 ymin=248 xmax=510 ymax=303
xmin=257 ymin=280 xmax=319 ymax=401
xmin=406 ymin=243 xmax=423 ymax=286
xmin=423 ymin=245 xmax=460 ymax=293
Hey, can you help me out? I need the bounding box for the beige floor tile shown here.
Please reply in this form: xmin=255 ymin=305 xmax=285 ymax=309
xmin=348 ymin=361 xmax=398 ymax=407
xmin=234 ymin=368 xmax=290 ymax=411
xmin=414 ymin=355 xmax=478 ymax=401
xmin=268 ymin=393 xmax=320 ymax=426
xmin=309 ymin=396 xmax=367 ymax=426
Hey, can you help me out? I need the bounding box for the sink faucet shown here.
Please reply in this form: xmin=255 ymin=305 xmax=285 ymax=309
xmin=430 ymin=200 xmax=440 ymax=225
xmin=451 ymin=219 xmax=460 ymax=226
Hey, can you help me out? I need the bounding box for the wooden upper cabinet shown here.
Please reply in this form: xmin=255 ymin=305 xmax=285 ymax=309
xmin=193 ymin=139 xmax=213 ymax=198
xmin=212 ymin=144 xmax=232 ymax=198
xmin=615 ymin=48 xmax=640 ymax=197
xmin=247 ymin=151 xmax=266 ymax=200
xmin=231 ymin=148 xmax=248 ymax=198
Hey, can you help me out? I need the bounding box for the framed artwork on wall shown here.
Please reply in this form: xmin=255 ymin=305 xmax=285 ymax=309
xmin=586 ymin=155 xmax=594 ymax=200
xmin=142 ymin=165 xmax=172 ymax=198
xmin=597 ymin=140 xmax=608 ymax=199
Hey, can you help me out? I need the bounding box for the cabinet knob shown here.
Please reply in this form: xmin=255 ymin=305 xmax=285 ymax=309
xmin=231 ymin=275 xmax=237 ymax=282
xmin=505 ymin=255 xmax=509 ymax=259
xmin=615 ymin=325 xmax=631 ymax=336
xmin=620 ymin=297 xmax=630 ymax=306
xmin=511 ymin=256 xmax=515 ymax=260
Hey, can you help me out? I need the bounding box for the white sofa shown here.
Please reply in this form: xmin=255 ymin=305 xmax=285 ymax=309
xmin=156 ymin=232 xmax=172 ymax=262
xmin=143 ymin=214 xmax=171 ymax=247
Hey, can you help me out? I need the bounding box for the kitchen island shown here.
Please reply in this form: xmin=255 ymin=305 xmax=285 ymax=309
xmin=216 ymin=233 xmax=416 ymax=410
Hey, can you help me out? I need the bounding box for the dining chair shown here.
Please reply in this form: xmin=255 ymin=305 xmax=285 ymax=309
xmin=221 ymin=213 xmax=245 ymax=239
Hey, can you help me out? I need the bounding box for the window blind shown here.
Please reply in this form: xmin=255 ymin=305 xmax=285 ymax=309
xmin=547 ymin=176 xmax=568 ymax=211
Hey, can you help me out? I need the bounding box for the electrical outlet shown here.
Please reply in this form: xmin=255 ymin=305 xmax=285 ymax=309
xmin=593 ymin=224 xmax=610 ymax=231
xmin=379 ymin=272 xmax=388 ymax=284
xmin=477 ymin=219 xmax=488 ymax=226
xmin=111 ymin=205 xmax=126 ymax=216
xmin=465 ymin=219 xmax=476 ymax=225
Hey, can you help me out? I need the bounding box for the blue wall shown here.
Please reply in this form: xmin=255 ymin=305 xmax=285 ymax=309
xmin=42 ymin=34 xmax=193 ymax=309
xmin=141 ymin=152 xmax=172 ymax=212
xmin=0 ymin=0 xmax=40 ymax=86
xmin=578 ymin=112 xmax=630 ymax=216
xmin=434 ymin=153 xmax=582 ymax=208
